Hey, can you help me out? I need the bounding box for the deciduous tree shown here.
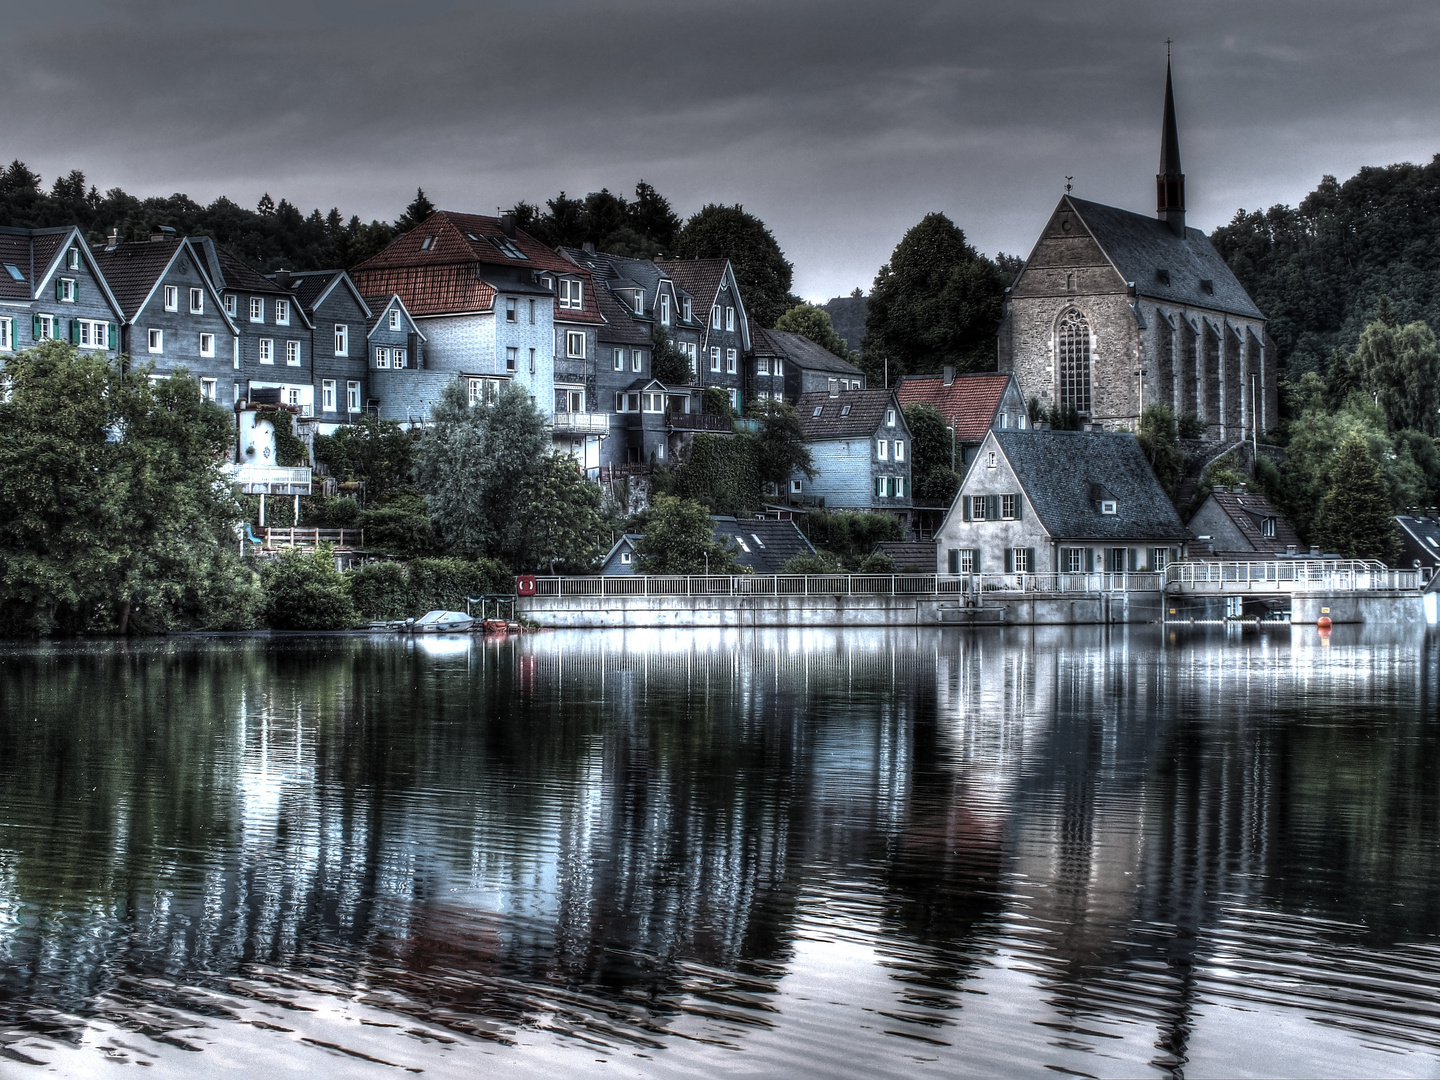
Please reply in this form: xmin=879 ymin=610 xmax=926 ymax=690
xmin=774 ymin=304 xmax=852 ymax=359
xmin=632 ymin=495 xmax=737 ymax=574
xmin=673 ymin=204 xmax=795 ymax=328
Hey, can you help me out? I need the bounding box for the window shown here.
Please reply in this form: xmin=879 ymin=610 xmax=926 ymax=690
xmin=1105 ymin=548 xmax=1131 ymax=573
xmin=529 ymin=348 xmax=536 ymax=373
xmin=249 ymin=297 xmax=263 ymax=322
xmin=1001 ymin=493 xmax=1016 ymax=519
xmin=877 ymin=439 xmax=888 ymax=460
xmin=614 ymin=391 xmax=627 ymax=411
xmin=613 ymin=348 xmax=625 ymax=371
xmin=558 ymin=278 xmax=583 ymax=309
xmin=643 ymin=393 xmax=664 ymax=413
xmin=506 ymin=347 xmax=518 ymax=372
xmin=275 ymin=299 xmax=289 ymax=326
xmin=686 ymin=342 xmax=697 ymax=376
xmin=67 ymin=247 xmax=80 ymax=270
xmin=876 ymin=475 xmax=902 ymax=499
xmin=970 ymin=495 xmax=988 ymax=520
xmin=1063 ymin=548 xmax=1089 ymax=573
xmin=148 ymin=328 xmax=163 ymax=353
xmin=711 ymin=305 xmax=721 ymax=330
xmin=286 ymin=340 xmax=300 ymax=366
xmin=224 ymin=294 xmax=237 ymax=317
xmin=199 ymin=332 xmax=215 ymax=357
xmin=710 ymin=346 xmax=721 ymax=372
xmin=394 ymin=348 xmax=407 ymax=368
xmin=757 ymin=356 xmax=769 ymax=374
xmin=334 ymin=324 xmax=348 ymax=356
xmin=774 ymin=358 xmax=784 ymax=376
xmin=729 ymin=388 xmax=740 ymax=412
xmin=565 ymin=331 xmax=585 ymax=359
xmin=376 ymin=346 xmax=391 ymax=369
xmin=986 ymin=450 xmax=997 ymax=468
xmin=886 ymin=408 xmax=896 ymax=426
xmin=726 ymin=348 xmax=737 ymax=374
xmin=726 ymin=307 xmax=735 ymax=332
xmin=4 ymin=264 xmax=24 ymax=282
xmin=57 ymin=278 xmax=76 ymax=302
xmin=76 ymin=319 xmax=109 ymax=349
xmin=469 ymin=378 xmax=503 ymax=406
xmin=200 ymin=378 xmax=217 ymax=402
xmin=0 ymin=317 xmax=11 ymax=350
xmin=389 ymin=308 xmax=401 ymax=331
xmin=528 ymin=299 xmax=536 ymax=324
xmin=620 ymin=552 xmax=632 ymax=565
xmin=346 ymin=381 xmax=361 ymax=412
xmin=163 ymin=285 xmax=178 ymax=311
xmin=1100 ymin=500 xmax=1117 ymax=515
xmin=258 ymin=338 xmax=273 ymax=364
xmin=947 ymin=549 xmax=978 ymax=574
xmin=419 ymin=236 xmax=435 ymax=251
xmin=790 ymin=478 xmax=803 ymax=495
xmin=682 ymin=297 xmax=692 ymax=322
xmin=633 ymin=290 xmax=644 ymax=316
xmin=894 ymin=440 xmax=905 ymax=462
xmin=506 ymin=297 xmax=517 ymax=323
xmin=1010 ymin=548 xmax=1033 ymax=573
xmin=189 ymin=288 xmax=203 ymax=313
xmin=660 ymin=294 xmax=671 ymax=325
xmin=1150 ymin=547 xmax=1169 ymax=571
xmin=34 ymin=314 xmax=54 ymax=340
xmin=1057 ymin=307 xmax=1092 ymax=414
xmin=773 ymin=390 xmax=783 ymax=403
xmin=812 ymin=406 xmax=822 ymax=417
xmin=322 ymin=380 xmax=336 ymax=412
xmin=632 ymin=350 xmax=642 ymax=373
xmin=1261 ymin=517 xmax=1276 ymax=538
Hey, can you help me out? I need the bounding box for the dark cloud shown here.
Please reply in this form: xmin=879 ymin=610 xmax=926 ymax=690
xmin=2 ymin=0 xmax=1437 ymax=299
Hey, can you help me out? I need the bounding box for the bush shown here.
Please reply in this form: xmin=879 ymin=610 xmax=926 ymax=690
xmin=262 ymin=546 xmax=358 ymax=630
xmin=303 ymin=495 xmax=362 ymax=528
xmin=799 ymin=510 xmax=903 ymax=568
xmin=345 ymin=557 xmax=511 ymax=621
xmin=782 ymin=551 xmax=845 ymax=574
xmin=358 ymin=503 xmax=441 ymax=557
xmin=857 ymin=552 xmax=896 ymax=573
xmin=1178 ymin=413 xmax=1207 ymax=440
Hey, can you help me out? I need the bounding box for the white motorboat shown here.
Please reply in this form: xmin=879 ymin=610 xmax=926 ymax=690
xmin=407 ymin=610 xmax=476 ymax=633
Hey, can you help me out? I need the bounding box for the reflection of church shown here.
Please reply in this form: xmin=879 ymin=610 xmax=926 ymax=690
xmin=998 ymin=63 xmax=1276 ymax=439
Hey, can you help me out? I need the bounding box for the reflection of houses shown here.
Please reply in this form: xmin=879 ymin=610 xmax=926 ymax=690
xmin=795 ymin=387 xmax=913 ymax=524
xmin=933 ymin=429 xmax=1188 ymax=574
xmin=1187 ymin=487 xmax=1301 ymax=558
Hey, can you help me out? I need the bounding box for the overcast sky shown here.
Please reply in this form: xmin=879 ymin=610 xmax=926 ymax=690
xmin=3 ymin=0 xmax=1438 ymax=300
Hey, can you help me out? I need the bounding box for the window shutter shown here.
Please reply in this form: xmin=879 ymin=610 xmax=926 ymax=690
xmin=108 ymin=323 xmax=117 ymax=350
xmin=1028 ymin=548 xmax=1036 ymax=573
xmin=69 ymin=319 xmax=79 ymax=344
xmin=74 ymin=281 xmax=79 ymax=301
xmin=962 ymin=496 xmax=970 ymax=521
xmin=1084 ymin=548 xmax=1094 ymax=573
xmin=56 ymin=279 xmax=63 ymax=301
xmin=971 ymin=549 xmax=981 ymax=573
xmin=1004 ymin=548 xmax=1014 ymax=573
xmin=1012 ymin=494 xmax=1021 ymax=520
xmin=947 ymin=549 xmax=959 ymax=574
xmin=32 ymin=314 xmax=41 ymax=339
xmin=987 ymin=494 xmax=1000 ymax=520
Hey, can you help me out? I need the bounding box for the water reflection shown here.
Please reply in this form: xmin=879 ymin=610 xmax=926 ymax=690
xmin=0 ymin=626 xmax=1438 ymax=1077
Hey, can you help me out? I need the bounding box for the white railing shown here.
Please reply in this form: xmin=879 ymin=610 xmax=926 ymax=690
xmin=261 ymin=527 xmax=364 ymax=549
xmin=1166 ymin=560 xmax=1418 ymax=593
xmin=529 ymin=573 xmax=1164 ymax=599
xmin=551 ymin=412 xmax=611 ymax=435
xmin=225 ymin=464 xmax=313 ymax=494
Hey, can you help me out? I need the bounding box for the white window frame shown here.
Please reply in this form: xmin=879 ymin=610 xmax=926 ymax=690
xmin=249 ymin=297 xmax=264 ymax=322
xmin=506 ymin=297 xmax=517 ymax=323
xmin=0 ymin=317 xmax=11 ymax=350
xmin=163 ymin=285 xmax=178 ymax=312
xmin=506 ymin=347 xmax=518 ymax=371
xmin=757 ymin=356 xmax=769 ymax=374
xmin=877 ymin=439 xmax=888 ymax=460
xmin=394 ymin=348 xmax=407 ymax=368
xmin=682 ymin=297 xmax=692 ymax=322
xmin=67 ymin=248 xmax=80 ymax=270
xmin=790 ymin=478 xmax=803 ymax=495
xmin=728 ymin=388 xmax=740 ymax=411
xmin=224 ymin=294 xmax=237 ymax=317
xmin=1001 ymin=493 xmax=1017 ymax=520
xmin=275 ymin=299 xmax=290 ymax=326
xmin=529 ymin=299 xmax=536 ymax=324
xmin=1012 ymin=547 xmax=1033 ymax=573
xmin=620 ymin=552 xmax=632 ymax=565
xmin=632 ymin=350 xmax=642 ymax=373
xmin=559 ymin=278 xmax=583 ymax=309
xmin=565 ymin=330 xmax=586 ymax=359
xmin=711 ymin=305 xmax=721 ymax=330
xmin=710 ymin=346 xmax=721 ymax=372
xmin=286 ymin=340 xmax=301 ymax=366
xmin=200 ymin=378 xmax=217 ymax=402
xmin=633 ymin=290 xmax=644 ymax=315
xmin=1101 ymin=500 xmax=1118 ymax=516
xmin=334 ymin=324 xmax=348 ymax=356
xmin=375 ymin=346 xmax=391 ymax=369
xmin=147 ymin=328 xmax=163 ymax=353
xmin=774 ymin=358 xmax=784 ymax=376
xmin=660 ymin=293 xmax=671 ymax=326
xmin=886 ymin=408 xmax=896 ymax=427
xmin=894 ymin=440 xmax=905 ymax=462
xmin=529 ymin=347 xmax=536 ymax=374
xmin=258 ymin=338 xmax=274 ymax=364
xmin=346 ymin=380 xmax=361 ymax=413
xmin=726 ymin=307 xmax=735 ymax=332
xmin=613 ymin=348 xmax=624 ymax=371
xmin=876 ymin=475 xmax=890 ymax=499
xmin=77 ymin=319 xmax=108 ymax=349
xmin=970 ymin=495 xmax=988 ymax=520
xmin=58 ymin=277 xmax=76 ymax=302
xmin=35 ymin=314 xmax=55 ymax=340
xmin=388 ymin=308 xmax=401 ymax=330
xmin=199 ymin=332 xmax=216 ymax=358
xmin=726 ymin=348 xmax=737 ymax=374
xmin=189 ymin=288 xmax=203 ymax=314
xmin=322 ymin=379 xmax=336 ymax=412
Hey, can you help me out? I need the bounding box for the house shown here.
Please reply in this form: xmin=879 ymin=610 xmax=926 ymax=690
xmin=599 ymin=518 xmax=814 ymax=575
xmin=92 ymin=227 xmax=239 ymax=404
xmin=349 ymin=210 xmax=585 ymax=426
xmin=795 ymin=387 xmax=913 ymax=524
xmin=270 ymin=269 xmax=374 ymax=431
xmin=362 ymin=294 xmax=431 ymax=424
xmin=894 ymin=369 xmax=1029 ymax=471
xmin=872 ymin=541 xmax=938 ymax=572
xmin=748 ymin=327 xmax=866 ymax=404
xmin=1394 ymin=513 xmax=1440 ymax=589
xmin=654 ymin=257 xmax=750 ymax=413
xmin=997 ymin=61 xmax=1275 ymax=438
xmin=0 ymin=225 xmax=124 ymax=366
xmin=1187 ymin=487 xmax=1303 ymax=558
xmin=933 ymin=429 xmax=1188 ymax=575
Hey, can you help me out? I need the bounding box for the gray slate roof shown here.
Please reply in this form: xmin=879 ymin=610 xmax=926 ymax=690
xmin=0 ymin=226 xmax=71 ymax=301
xmin=993 ymin=430 xmax=1189 ymax=542
xmin=92 ymin=237 xmax=189 ymax=319
xmin=752 ymin=327 xmax=863 ymax=376
xmin=873 ymin=541 xmax=937 ymax=571
xmin=1066 ymin=196 xmax=1264 ymax=320
xmin=798 ymin=388 xmax=897 ymax=441
xmin=713 ymin=518 xmax=814 ymax=574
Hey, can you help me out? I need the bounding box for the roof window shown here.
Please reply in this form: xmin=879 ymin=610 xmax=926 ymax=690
xmin=419 ymin=236 xmax=436 ymax=251
xmin=751 ymin=534 xmax=765 ymax=548
xmin=812 ymin=406 xmax=823 ymax=417
xmin=1101 ymin=501 xmax=1118 ymax=515
xmin=4 ymin=264 xmax=23 ymax=282
xmin=1199 ymin=279 xmax=1214 ymax=294
xmin=487 ymin=235 xmax=527 ymax=260
xmin=840 ymin=404 xmax=851 ymax=416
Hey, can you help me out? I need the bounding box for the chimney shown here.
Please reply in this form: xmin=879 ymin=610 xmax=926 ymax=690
xmin=105 ymin=227 xmax=121 ymax=251
xmin=274 ymin=269 xmax=291 ymax=288
xmin=150 ymin=224 xmax=176 ymax=243
xmin=1310 ymin=545 xmax=1321 ymax=558
xmin=943 ymin=365 xmax=955 ymax=386
xmin=582 ymin=241 xmax=596 ymax=254
xmin=1286 ymin=544 xmax=1297 ymax=557
xmin=499 ymin=212 xmax=516 ymax=239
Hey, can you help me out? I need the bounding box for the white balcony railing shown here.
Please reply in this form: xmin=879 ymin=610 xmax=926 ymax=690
xmin=224 ymin=464 xmax=313 ymax=495
xmin=551 ymin=412 xmax=610 ymax=436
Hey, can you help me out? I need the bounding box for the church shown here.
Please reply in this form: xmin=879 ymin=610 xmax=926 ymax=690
xmin=997 ymin=63 xmax=1276 ymax=440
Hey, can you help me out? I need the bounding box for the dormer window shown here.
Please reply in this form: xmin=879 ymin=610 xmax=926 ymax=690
xmin=682 ymin=297 xmax=692 ymax=322
xmin=1101 ymin=501 xmax=1117 ymax=515
xmin=634 ymin=290 xmax=644 ymax=315
xmin=224 ymin=294 xmax=237 ymax=317
xmin=389 ymin=308 xmax=401 ymax=330
xmin=660 ymin=293 xmax=671 ymax=325
xmin=67 ymin=248 xmax=80 ymax=270
xmin=886 ymin=409 xmax=896 ymax=427
xmin=558 ymin=278 xmax=583 ymax=309
xmin=1262 ymin=517 xmax=1276 ymax=538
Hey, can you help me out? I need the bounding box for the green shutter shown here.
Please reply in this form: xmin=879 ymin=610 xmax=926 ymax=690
xmin=32 ymin=314 xmax=41 ymax=339
xmin=107 ymin=323 xmax=116 ymax=350
xmin=73 ymin=280 xmax=78 ymax=301
xmin=69 ymin=319 xmax=79 ymax=345
xmin=56 ymin=278 xmax=63 ymax=301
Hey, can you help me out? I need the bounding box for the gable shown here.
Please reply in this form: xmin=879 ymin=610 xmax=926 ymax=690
xmin=1009 ymin=200 xmax=1129 ymax=302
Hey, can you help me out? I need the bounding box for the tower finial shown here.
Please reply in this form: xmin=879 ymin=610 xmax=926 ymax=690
xmin=1157 ymin=50 xmax=1186 ymax=234
xmin=1065 ymin=176 xmax=1073 ymax=195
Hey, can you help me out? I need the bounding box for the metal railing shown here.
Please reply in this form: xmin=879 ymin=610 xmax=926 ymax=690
xmin=225 ymin=464 xmax=313 ymax=494
xmin=529 ymin=572 xmax=1164 ymax=598
xmin=551 ymin=412 xmax=611 ymax=435
xmin=261 ymin=527 xmax=365 ymax=549
xmin=1166 ymin=560 xmax=1418 ymax=592
xmin=665 ymin=413 xmax=733 ymax=432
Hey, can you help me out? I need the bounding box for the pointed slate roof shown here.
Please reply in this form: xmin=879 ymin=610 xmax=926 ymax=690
xmin=1061 ymin=195 xmax=1262 ymax=320
xmin=752 ymin=327 xmax=864 ymax=377
xmin=0 ymin=226 xmax=72 ymax=301
xmin=988 ymin=429 xmax=1188 ymax=542
xmin=712 ymin=517 xmax=815 ymax=574
xmin=1160 ymin=61 xmax=1183 ymax=176
xmin=92 ymin=236 xmax=189 ymax=320
xmin=798 ymin=388 xmax=898 ymax=441
xmin=895 ymin=372 xmax=1019 ymax=442
xmin=1192 ymin=489 xmax=1302 ymax=554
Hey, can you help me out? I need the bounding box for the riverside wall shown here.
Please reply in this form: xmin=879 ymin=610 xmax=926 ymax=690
xmin=1291 ymin=593 xmax=1431 ymax=626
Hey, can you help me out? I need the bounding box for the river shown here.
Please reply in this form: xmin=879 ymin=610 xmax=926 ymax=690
xmin=1 ymin=625 xmax=1437 ymax=1078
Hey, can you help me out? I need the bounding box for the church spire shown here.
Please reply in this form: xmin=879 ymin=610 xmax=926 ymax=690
xmin=1157 ymin=54 xmax=1186 ymax=235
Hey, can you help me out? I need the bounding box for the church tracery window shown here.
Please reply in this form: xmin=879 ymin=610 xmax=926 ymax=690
xmin=1057 ymin=308 xmax=1092 ymax=415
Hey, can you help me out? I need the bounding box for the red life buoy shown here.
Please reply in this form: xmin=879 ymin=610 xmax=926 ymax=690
xmin=516 ymin=575 xmax=537 ymax=596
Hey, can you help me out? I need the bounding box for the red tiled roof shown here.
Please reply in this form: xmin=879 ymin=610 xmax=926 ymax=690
xmin=349 ymin=263 xmax=498 ymax=317
xmin=0 ymin=228 xmax=73 ymax=301
xmin=352 ymin=210 xmax=574 ymax=275
xmin=895 ymin=373 xmax=1014 ymax=443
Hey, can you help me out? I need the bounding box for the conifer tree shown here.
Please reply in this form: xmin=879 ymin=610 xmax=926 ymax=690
xmin=1313 ymin=434 xmax=1401 ymax=562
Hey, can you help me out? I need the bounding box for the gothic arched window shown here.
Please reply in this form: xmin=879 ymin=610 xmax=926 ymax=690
xmin=1056 ymin=309 xmax=1092 ymax=415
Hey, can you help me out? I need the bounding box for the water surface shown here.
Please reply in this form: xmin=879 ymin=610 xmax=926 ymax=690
xmin=1 ymin=626 xmax=1438 ymax=1078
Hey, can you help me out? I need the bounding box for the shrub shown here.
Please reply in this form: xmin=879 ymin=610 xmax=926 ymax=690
xmin=262 ymin=546 xmax=358 ymax=630
xmin=799 ymin=510 xmax=903 ymax=568
xmin=857 ymin=552 xmax=896 ymax=573
xmin=345 ymin=557 xmax=511 ymax=621
xmin=358 ymin=503 xmax=441 ymax=557
xmin=782 ymin=551 xmax=845 ymax=574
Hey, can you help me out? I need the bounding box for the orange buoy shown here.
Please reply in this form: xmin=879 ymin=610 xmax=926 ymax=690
xmin=1317 ymin=616 xmax=1332 ymax=629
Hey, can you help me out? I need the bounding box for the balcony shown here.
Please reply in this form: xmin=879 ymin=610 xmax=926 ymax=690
xmin=552 ymin=412 xmax=610 ymax=436
xmin=224 ymin=464 xmax=313 ymax=495
xmin=665 ymin=412 xmax=733 ymax=433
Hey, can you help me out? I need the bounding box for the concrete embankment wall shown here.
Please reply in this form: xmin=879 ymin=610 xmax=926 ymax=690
xmin=520 ymin=591 xmax=1166 ymax=629
xmin=1291 ymin=594 xmax=1430 ymax=626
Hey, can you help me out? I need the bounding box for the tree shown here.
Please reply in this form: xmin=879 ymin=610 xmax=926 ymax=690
xmin=1313 ymin=435 xmax=1402 ymax=562
xmin=902 ymin=403 xmax=961 ymax=503
xmin=774 ymin=304 xmax=852 ymax=359
xmin=650 ymin=328 xmax=693 ymax=385
xmin=262 ymin=545 xmax=357 ymax=630
xmin=1351 ymin=318 xmax=1440 ymax=434
xmin=861 ymin=212 xmax=1008 ymax=385
xmin=798 ymin=510 xmax=903 ymax=569
xmin=750 ymin=400 xmax=814 ymax=490
xmin=0 ymin=341 xmax=258 ymax=635
xmin=413 ymin=381 xmax=548 ymax=565
xmin=630 ymin=181 xmax=680 ymax=251
xmin=632 ymin=495 xmax=737 ymax=574
xmin=395 ymin=187 xmax=437 ymax=232
xmin=701 ymin=387 xmax=734 ymax=416
xmin=312 ymin=413 xmax=417 ymax=504
xmin=515 ymin=453 xmax=606 ymax=573
xmin=1137 ymin=405 xmax=1184 ymax=495
xmin=673 ymin=204 xmax=794 ymax=328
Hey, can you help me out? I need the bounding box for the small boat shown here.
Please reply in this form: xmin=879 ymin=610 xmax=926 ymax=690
xmin=407 ymin=610 xmax=475 ymax=634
